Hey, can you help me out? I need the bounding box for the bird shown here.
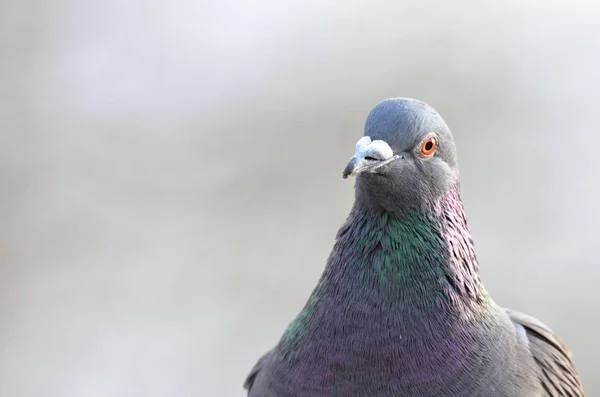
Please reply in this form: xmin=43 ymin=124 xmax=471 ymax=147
xmin=243 ymin=98 xmax=585 ymax=396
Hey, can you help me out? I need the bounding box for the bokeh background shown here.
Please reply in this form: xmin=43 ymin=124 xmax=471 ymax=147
xmin=1 ymin=0 xmax=599 ymax=396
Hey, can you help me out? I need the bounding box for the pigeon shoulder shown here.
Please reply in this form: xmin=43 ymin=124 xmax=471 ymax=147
xmin=244 ymin=349 xmax=273 ymax=395
xmin=506 ymin=308 xmax=585 ymax=397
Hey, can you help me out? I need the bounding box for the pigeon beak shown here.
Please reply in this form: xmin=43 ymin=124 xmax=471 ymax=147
xmin=342 ymin=137 xmax=398 ymax=179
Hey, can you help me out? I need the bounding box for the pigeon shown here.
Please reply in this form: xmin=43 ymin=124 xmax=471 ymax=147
xmin=244 ymin=98 xmax=584 ymax=396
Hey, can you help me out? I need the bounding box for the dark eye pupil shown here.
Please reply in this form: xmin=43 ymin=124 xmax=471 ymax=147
xmin=425 ymin=141 xmax=433 ymax=151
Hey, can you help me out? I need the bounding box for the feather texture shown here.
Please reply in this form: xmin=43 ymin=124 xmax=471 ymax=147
xmin=507 ymin=309 xmax=585 ymax=396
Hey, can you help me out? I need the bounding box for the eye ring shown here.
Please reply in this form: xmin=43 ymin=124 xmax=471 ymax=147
xmin=420 ymin=137 xmax=437 ymax=156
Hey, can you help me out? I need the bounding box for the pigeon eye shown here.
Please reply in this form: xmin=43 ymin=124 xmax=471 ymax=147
xmin=420 ymin=137 xmax=437 ymax=156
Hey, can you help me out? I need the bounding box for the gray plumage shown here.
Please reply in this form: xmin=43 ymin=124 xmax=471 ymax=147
xmin=244 ymin=98 xmax=584 ymax=396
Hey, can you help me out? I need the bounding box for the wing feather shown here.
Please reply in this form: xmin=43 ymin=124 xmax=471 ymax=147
xmin=506 ymin=309 xmax=584 ymax=397
xmin=244 ymin=350 xmax=272 ymax=393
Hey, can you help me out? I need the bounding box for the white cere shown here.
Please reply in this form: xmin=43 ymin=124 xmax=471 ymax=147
xmin=355 ymin=139 xmax=394 ymax=161
xmin=355 ymin=136 xmax=372 ymax=152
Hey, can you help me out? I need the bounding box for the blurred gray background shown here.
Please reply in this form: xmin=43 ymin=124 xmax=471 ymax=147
xmin=1 ymin=0 xmax=599 ymax=396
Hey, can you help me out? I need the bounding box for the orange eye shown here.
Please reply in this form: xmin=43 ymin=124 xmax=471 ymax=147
xmin=420 ymin=137 xmax=437 ymax=156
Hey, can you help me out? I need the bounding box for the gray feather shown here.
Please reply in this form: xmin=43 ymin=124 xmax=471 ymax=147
xmin=507 ymin=309 xmax=584 ymax=396
xmin=244 ymin=350 xmax=271 ymax=392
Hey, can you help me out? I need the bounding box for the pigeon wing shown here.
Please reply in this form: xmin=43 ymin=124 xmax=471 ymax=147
xmin=244 ymin=350 xmax=272 ymax=394
xmin=506 ymin=309 xmax=584 ymax=396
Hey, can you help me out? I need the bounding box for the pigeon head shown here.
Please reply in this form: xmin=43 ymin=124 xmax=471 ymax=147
xmin=343 ymin=97 xmax=459 ymax=213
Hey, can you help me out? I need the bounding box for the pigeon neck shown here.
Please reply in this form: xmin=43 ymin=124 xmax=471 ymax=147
xmin=333 ymin=183 xmax=486 ymax=305
xmin=278 ymin=184 xmax=489 ymax=357
xmin=278 ymin=184 xmax=490 ymax=357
